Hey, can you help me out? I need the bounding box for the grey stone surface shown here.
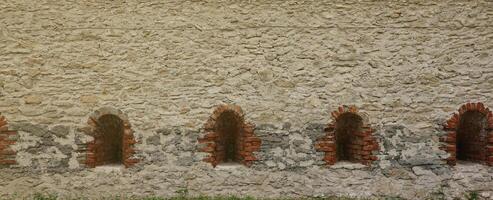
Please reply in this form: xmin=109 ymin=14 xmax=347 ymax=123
xmin=50 ymin=125 xmax=70 ymax=138
xmin=146 ymin=134 xmax=161 ymax=146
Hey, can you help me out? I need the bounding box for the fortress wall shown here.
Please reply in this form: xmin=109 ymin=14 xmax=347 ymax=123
xmin=0 ymin=1 xmax=492 ymax=199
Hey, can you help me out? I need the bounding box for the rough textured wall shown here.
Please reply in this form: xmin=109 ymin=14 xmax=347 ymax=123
xmin=0 ymin=0 xmax=493 ymax=199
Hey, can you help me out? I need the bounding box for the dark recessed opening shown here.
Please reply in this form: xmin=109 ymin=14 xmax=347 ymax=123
xmin=96 ymin=114 xmax=124 ymax=165
xmin=456 ymin=110 xmax=487 ymax=162
xmin=216 ymin=111 xmax=241 ymax=163
xmin=335 ymin=112 xmax=363 ymax=161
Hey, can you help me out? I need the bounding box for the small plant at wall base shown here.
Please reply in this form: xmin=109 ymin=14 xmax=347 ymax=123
xmin=175 ymin=187 xmax=190 ymax=198
xmin=24 ymin=194 xmax=369 ymax=200
xmin=33 ymin=193 xmax=58 ymax=200
xmin=465 ymin=191 xmax=479 ymax=200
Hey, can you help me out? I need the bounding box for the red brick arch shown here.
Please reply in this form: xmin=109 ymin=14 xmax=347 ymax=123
xmin=85 ymin=107 xmax=138 ymax=168
xmin=441 ymin=102 xmax=493 ymax=166
xmin=0 ymin=114 xmax=17 ymax=166
xmin=315 ymin=105 xmax=379 ymax=166
xmin=199 ymin=105 xmax=261 ymax=167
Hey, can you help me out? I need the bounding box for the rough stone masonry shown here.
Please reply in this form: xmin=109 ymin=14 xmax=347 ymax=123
xmin=1 ymin=0 xmax=493 ymax=199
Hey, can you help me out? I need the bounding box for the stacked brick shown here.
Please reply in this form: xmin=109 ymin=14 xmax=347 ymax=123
xmin=0 ymin=114 xmax=17 ymax=166
xmin=315 ymin=131 xmax=337 ymax=165
xmin=122 ymin=125 xmax=139 ymax=167
xmin=315 ymin=106 xmax=379 ymax=166
xmin=441 ymin=102 xmax=493 ymax=166
xmin=199 ymin=105 xmax=261 ymax=167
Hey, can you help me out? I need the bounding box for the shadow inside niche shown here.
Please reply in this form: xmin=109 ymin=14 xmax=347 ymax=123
xmin=335 ymin=112 xmax=363 ymax=162
xmin=456 ymin=111 xmax=487 ymax=162
xmin=215 ymin=111 xmax=242 ymax=164
xmin=95 ymin=114 xmax=124 ymax=166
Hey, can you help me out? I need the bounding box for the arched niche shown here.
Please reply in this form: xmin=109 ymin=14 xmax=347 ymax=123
xmin=84 ymin=107 xmax=138 ymax=168
xmin=199 ymin=104 xmax=261 ymax=167
xmin=315 ymin=105 xmax=379 ymax=166
xmin=442 ymin=102 xmax=493 ymax=166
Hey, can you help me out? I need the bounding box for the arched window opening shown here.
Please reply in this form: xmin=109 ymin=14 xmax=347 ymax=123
xmin=95 ymin=114 xmax=124 ymax=165
xmin=335 ymin=112 xmax=364 ymax=162
xmin=442 ymin=102 xmax=493 ymax=166
xmin=84 ymin=107 xmax=139 ymax=168
xmin=216 ymin=111 xmax=242 ymax=163
xmin=199 ymin=105 xmax=261 ymax=167
xmin=456 ymin=111 xmax=488 ymax=162
xmin=315 ymin=105 xmax=379 ymax=166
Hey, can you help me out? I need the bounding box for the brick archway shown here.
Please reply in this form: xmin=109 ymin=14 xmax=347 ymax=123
xmin=199 ymin=105 xmax=261 ymax=167
xmin=315 ymin=105 xmax=379 ymax=166
xmin=85 ymin=107 xmax=138 ymax=168
xmin=442 ymin=102 xmax=493 ymax=166
xmin=0 ymin=114 xmax=17 ymax=166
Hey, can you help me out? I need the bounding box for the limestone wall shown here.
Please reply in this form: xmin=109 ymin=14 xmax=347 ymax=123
xmin=1 ymin=0 xmax=493 ymax=199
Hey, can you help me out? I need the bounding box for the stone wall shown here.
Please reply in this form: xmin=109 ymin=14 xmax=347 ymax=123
xmin=1 ymin=0 xmax=493 ymax=199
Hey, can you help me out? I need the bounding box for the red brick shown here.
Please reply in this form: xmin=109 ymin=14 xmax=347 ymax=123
xmin=324 ymin=156 xmax=336 ymax=164
xmin=243 ymin=155 xmax=257 ymax=161
xmin=445 ymin=114 xmax=459 ymax=129
xmin=2 ymin=131 xmax=17 ymax=135
xmin=0 ymin=121 xmax=7 ymax=129
xmin=200 ymin=146 xmax=215 ymax=153
xmin=203 ymin=132 xmax=219 ymax=140
xmin=125 ymin=159 xmax=139 ymax=164
xmin=359 ymin=150 xmax=371 ymax=156
xmin=123 ymin=148 xmax=136 ymax=154
xmin=198 ymin=138 xmax=212 ymax=143
xmin=243 ymin=125 xmax=255 ymax=134
xmin=244 ymin=137 xmax=261 ymax=143
xmin=2 ymin=140 xmax=15 ymax=145
xmin=317 ymin=146 xmax=335 ymax=152
xmin=351 ymin=139 xmax=365 ymax=145
xmin=0 ymin=150 xmax=15 ymax=155
xmin=244 ymin=146 xmax=259 ymax=152
xmin=0 ymin=160 xmax=16 ymax=165
xmin=440 ymin=145 xmax=456 ymax=152
xmin=362 ymin=145 xmax=374 ymax=151
xmin=354 ymin=131 xmax=371 ymax=137
xmin=447 ymin=131 xmax=457 ymax=138
xmin=0 ymin=115 xmax=17 ymax=167
xmin=446 ymin=155 xmax=456 ymax=161
xmin=487 ymin=146 xmax=493 ymax=152
xmin=248 ymin=141 xmax=261 ymax=147
xmin=477 ymin=102 xmax=486 ymax=112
